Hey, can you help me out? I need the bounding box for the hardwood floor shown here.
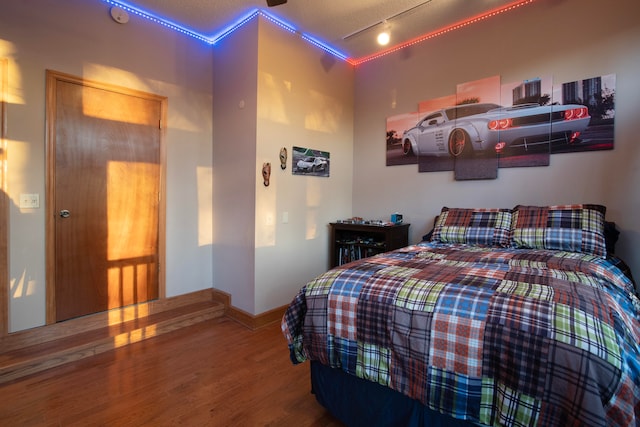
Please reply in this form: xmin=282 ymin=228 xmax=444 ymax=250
xmin=0 ymin=317 xmax=345 ymax=426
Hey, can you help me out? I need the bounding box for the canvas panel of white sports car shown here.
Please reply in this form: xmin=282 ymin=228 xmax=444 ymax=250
xmin=402 ymin=103 xmax=591 ymax=158
xmin=296 ymin=156 xmax=328 ymax=172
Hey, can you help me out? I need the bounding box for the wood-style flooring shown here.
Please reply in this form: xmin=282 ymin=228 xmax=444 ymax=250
xmin=0 ymin=317 xmax=345 ymax=426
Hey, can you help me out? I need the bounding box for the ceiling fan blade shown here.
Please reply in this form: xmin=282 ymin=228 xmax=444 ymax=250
xmin=266 ymin=0 xmax=287 ymax=6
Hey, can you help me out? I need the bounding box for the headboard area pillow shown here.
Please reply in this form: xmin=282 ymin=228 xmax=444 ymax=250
xmin=511 ymin=204 xmax=608 ymax=258
xmin=430 ymin=207 xmax=512 ymax=247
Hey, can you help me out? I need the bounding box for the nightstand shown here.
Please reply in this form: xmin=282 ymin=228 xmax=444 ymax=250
xmin=329 ymin=222 xmax=410 ymax=267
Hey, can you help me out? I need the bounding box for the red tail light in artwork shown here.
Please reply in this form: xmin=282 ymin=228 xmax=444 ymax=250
xmin=569 ymin=131 xmax=581 ymax=143
xmin=563 ymin=106 xmax=589 ymax=121
xmin=488 ymin=118 xmax=513 ymax=130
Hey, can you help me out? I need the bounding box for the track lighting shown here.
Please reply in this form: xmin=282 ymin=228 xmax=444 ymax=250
xmin=343 ymin=2 xmax=432 ymax=43
xmin=377 ymin=31 xmax=390 ymax=45
xmin=377 ymin=21 xmax=391 ymax=45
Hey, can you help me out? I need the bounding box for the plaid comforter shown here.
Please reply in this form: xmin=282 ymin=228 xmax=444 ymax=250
xmin=282 ymin=243 xmax=640 ymax=426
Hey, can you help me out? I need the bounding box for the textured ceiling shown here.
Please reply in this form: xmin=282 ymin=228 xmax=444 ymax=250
xmin=112 ymin=0 xmax=534 ymax=62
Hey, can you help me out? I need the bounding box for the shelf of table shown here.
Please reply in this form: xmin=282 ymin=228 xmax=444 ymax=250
xmin=329 ymin=222 xmax=410 ymax=267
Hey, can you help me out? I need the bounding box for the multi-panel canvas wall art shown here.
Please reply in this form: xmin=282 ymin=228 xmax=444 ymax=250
xmin=386 ymin=74 xmax=616 ymax=180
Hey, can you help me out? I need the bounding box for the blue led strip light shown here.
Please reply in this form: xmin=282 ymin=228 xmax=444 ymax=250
xmin=301 ymin=34 xmax=348 ymax=61
xmin=211 ymin=9 xmax=261 ymax=44
xmin=100 ymin=0 xmax=348 ymax=62
xmin=259 ymin=10 xmax=297 ymax=34
xmin=102 ymin=0 xmax=210 ymax=43
xmin=101 ymin=0 xmax=534 ymax=66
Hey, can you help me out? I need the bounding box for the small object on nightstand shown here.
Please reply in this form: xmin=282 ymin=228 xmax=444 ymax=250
xmin=391 ymin=213 xmax=403 ymax=224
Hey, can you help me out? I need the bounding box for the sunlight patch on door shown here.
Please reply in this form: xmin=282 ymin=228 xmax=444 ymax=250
xmin=81 ymin=84 xmax=158 ymax=125
xmin=108 ymin=263 xmax=152 ymax=308
xmin=107 ymin=161 xmax=158 ymax=261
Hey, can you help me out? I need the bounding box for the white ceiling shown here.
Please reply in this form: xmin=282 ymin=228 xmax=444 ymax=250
xmin=115 ymin=0 xmax=532 ymax=61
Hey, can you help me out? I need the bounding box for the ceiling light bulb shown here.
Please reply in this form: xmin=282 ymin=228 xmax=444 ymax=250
xmin=377 ymin=31 xmax=390 ymax=46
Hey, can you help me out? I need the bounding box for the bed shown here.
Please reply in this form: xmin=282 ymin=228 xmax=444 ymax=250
xmin=281 ymin=205 xmax=640 ymax=427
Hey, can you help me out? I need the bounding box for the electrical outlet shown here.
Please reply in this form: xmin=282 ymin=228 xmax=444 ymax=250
xmin=19 ymin=193 xmax=39 ymax=209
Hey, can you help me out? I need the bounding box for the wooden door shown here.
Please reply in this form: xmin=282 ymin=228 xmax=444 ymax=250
xmin=46 ymin=71 xmax=166 ymax=323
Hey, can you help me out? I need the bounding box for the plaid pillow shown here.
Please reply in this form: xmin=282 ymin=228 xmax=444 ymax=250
xmin=430 ymin=207 xmax=512 ymax=247
xmin=511 ymin=204 xmax=607 ymax=257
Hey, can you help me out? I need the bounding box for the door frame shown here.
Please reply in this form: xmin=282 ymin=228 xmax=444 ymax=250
xmin=45 ymin=70 xmax=167 ymax=325
xmin=0 ymin=58 xmax=8 ymax=335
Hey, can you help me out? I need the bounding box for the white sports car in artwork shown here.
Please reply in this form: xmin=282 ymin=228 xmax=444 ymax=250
xmin=402 ymin=103 xmax=591 ymax=157
xmin=296 ymin=156 xmax=328 ymax=172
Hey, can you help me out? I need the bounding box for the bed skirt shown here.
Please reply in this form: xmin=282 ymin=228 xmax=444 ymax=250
xmin=310 ymin=361 xmax=478 ymax=427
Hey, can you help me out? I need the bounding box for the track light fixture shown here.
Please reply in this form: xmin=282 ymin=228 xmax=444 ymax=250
xmin=377 ymin=31 xmax=390 ymax=46
xmin=377 ymin=21 xmax=391 ymax=46
xmin=343 ymin=0 xmax=432 ymax=42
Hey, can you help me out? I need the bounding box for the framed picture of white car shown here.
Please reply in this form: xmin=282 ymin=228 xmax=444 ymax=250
xmin=292 ymin=146 xmax=330 ymax=177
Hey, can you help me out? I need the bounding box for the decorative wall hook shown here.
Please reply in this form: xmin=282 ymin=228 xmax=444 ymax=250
xmin=262 ymin=162 xmax=271 ymax=186
xmin=279 ymin=147 xmax=288 ymax=170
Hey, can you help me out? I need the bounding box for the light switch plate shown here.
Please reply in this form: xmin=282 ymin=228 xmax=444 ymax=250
xmin=19 ymin=193 xmax=39 ymax=209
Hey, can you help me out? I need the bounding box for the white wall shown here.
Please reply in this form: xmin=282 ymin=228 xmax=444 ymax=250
xmin=254 ymin=20 xmax=354 ymax=314
xmin=352 ymin=0 xmax=640 ymax=288
xmin=212 ymin=17 xmax=354 ymax=315
xmin=212 ymin=19 xmax=260 ymax=315
xmin=0 ymin=0 xmax=214 ymax=331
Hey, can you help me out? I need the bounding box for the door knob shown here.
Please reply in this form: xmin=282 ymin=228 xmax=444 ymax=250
xmin=59 ymin=209 xmax=71 ymax=218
